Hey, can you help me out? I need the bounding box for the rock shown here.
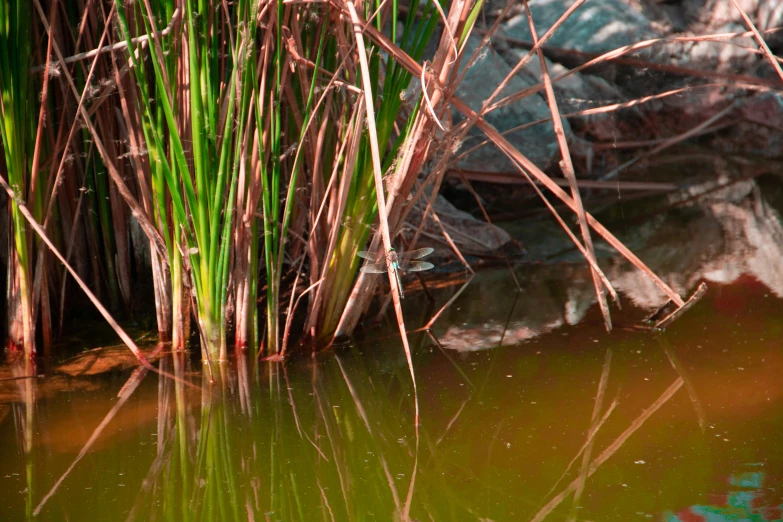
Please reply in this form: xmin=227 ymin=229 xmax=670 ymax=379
xmin=503 ymin=49 xmax=622 ymax=109
xmin=711 ymin=93 xmax=783 ymax=157
xmin=665 ymin=1 xmax=783 ymax=73
xmin=406 ymin=192 xmax=513 ymax=256
xmin=669 ymin=22 xmax=757 ymax=72
xmin=502 ymin=0 xmax=662 ymax=55
xmin=453 ymin=35 xmax=566 ymax=172
xmin=682 ymin=0 xmax=783 ymax=32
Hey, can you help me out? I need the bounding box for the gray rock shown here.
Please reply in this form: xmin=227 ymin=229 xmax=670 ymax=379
xmin=669 ymin=22 xmax=757 ymax=72
xmin=711 ymin=92 xmax=783 ymax=156
xmin=453 ymin=35 xmax=566 ymax=172
xmin=683 ymin=0 xmax=783 ymax=32
xmin=406 ymin=193 xmax=512 ymax=256
xmin=501 ymin=46 xmax=624 ymax=116
xmin=666 ymin=1 xmax=783 ymax=72
xmin=502 ymin=0 xmax=661 ymax=55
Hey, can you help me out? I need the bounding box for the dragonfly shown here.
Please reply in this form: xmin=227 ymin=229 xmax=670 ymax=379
xmin=357 ymin=247 xmax=435 ymax=299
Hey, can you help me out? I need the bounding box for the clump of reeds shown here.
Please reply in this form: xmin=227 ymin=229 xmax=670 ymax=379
xmin=103 ymin=0 xmax=482 ymax=367
xmin=6 ymin=0 xmax=758 ymax=371
xmin=4 ymin=0 xmax=476 ymax=368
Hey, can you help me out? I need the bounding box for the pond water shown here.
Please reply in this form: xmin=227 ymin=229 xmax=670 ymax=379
xmin=2 ymin=169 xmax=783 ymax=521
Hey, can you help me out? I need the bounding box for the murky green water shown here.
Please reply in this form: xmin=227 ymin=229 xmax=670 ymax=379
xmin=3 ymin=173 xmax=783 ymax=521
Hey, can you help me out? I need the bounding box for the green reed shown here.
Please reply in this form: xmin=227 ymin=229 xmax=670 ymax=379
xmin=115 ymin=0 xmax=336 ymax=358
xmin=114 ymin=0 xmax=258 ymax=362
xmin=311 ymin=0 xmax=441 ymax=343
xmin=0 ymin=0 xmax=36 ymax=355
xmin=261 ymin=15 xmax=327 ymax=355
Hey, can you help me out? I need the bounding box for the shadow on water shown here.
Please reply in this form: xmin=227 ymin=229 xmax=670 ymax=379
xmin=2 ymin=172 xmax=783 ymax=520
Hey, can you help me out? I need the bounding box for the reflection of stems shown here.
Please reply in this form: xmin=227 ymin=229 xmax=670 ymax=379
xmin=435 ymin=397 xmax=470 ymax=446
xmin=172 ymin=352 xmax=191 ymax=521
xmin=126 ymin=351 xmax=176 ymax=522
xmin=570 ymin=349 xmax=612 ymax=521
xmin=311 ymin=363 xmax=351 ymax=514
xmin=656 ymin=332 xmax=706 ymax=431
xmin=400 ymin=437 xmax=419 ymax=522
xmin=193 ymin=368 xmax=240 ymax=521
xmin=282 ymin=365 xmax=302 ymax=437
xmin=542 ymin=397 xmax=619 ymax=504
xmin=12 ymin=359 xmax=36 ymax=521
xmin=34 ymin=356 xmax=155 ymax=516
xmin=335 ymin=355 xmax=372 ymax=433
xmin=236 ymin=349 xmax=253 ymax=418
xmin=25 ymin=364 xmax=34 ymax=520
xmin=334 ymin=352 xmax=414 ymax=517
xmin=530 ymin=377 xmax=683 ymax=522
xmin=426 ymin=331 xmax=475 ymax=390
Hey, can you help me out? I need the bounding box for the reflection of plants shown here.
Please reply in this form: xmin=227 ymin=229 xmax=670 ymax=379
xmin=130 ymin=350 xmax=440 ymax=520
xmin=150 ymin=354 xmax=193 ymax=522
xmin=192 ymin=372 xmax=241 ymax=521
xmin=11 ymin=358 xmax=37 ymax=521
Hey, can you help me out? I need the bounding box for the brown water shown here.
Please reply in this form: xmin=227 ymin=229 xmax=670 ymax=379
xmin=2 ymin=172 xmax=783 ymax=521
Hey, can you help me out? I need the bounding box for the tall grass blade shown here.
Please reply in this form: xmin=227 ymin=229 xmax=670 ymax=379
xmin=0 ymin=0 xmax=36 ymax=355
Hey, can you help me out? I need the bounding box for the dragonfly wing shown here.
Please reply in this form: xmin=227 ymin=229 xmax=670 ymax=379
xmin=360 ymin=262 xmax=388 ymax=274
xmin=357 ymin=250 xmax=380 ymax=261
xmin=404 ymin=261 xmax=434 ymax=272
xmin=403 ymin=247 xmax=434 ymax=260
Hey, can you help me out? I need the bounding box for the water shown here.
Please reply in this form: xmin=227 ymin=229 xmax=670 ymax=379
xmin=2 ymin=171 xmax=783 ymax=521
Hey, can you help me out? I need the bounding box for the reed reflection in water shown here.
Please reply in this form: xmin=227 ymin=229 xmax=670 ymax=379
xmin=2 ymin=282 xmax=783 ymax=521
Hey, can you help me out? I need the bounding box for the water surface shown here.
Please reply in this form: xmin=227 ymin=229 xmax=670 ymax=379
xmin=2 ymin=171 xmax=783 ymax=521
